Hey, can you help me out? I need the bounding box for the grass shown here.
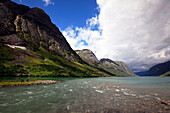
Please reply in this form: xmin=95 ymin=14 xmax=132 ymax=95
xmin=160 ymin=71 xmax=170 ymax=76
xmin=0 ymin=80 xmax=34 ymax=86
xmin=106 ymin=68 xmax=136 ymax=77
xmin=0 ymin=44 xmax=16 ymax=63
xmin=0 ymin=77 xmax=88 ymax=81
xmin=0 ymin=44 xmax=136 ymax=77
xmin=0 ymin=45 xmax=113 ymax=77
xmin=0 ymin=77 xmax=88 ymax=86
xmin=0 ymin=77 xmax=33 ymax=86
xmin=0 ymin=80 xmax=59 ymax=87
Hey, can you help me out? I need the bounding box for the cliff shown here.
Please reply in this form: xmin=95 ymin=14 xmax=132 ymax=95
xmin=0 ymin=0 xmax=82 ymax=62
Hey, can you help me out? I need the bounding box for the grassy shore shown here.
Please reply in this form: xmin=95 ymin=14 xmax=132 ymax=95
xmin=0 ymin=78 xmax=62 ymax=88
xmin=0 ymin=77 xmax=89 ymax=87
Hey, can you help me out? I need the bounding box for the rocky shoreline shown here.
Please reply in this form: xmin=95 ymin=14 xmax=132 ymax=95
xmin=0 ymin=80 xmax=61 ymax=88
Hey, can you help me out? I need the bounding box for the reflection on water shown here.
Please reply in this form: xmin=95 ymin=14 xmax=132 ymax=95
xmin=0 ymin=77 xmax=170 ymax=113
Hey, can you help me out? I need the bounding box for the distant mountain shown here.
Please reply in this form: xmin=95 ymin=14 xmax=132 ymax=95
xmin=76 ymin=49 xmax=135 ymax=76
xmin=0 ymin=0 xmax=116 ymax=77
xmin=148 ymin=61 xmax=170 ymax=76
xmin=135 ymin=71 xmax=148 ymax=76
xmin=75 ymin=49 xmax=102 ymax=67
xmin=100 ymin=58 xmax=135 ymax=76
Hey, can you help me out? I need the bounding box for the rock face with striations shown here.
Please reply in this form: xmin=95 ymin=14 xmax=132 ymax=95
xmin=75 ymin=49 xmax=102 ymax=67
xmin=0 ymin=0 xmax=83 ymax=62
xmin=100 ymin=58 xmax=134 ymax=75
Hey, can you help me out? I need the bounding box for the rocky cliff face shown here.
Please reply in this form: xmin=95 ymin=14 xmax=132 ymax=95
xmin=148 ymin=61 xmax=170 ymax=76
xmin=75 ymin=49 xmax=102 ymax=67
xmin=0 ymin=0 xmax=82 ymax=62
xmin=100 ymin=58 xmax=134 ymax=75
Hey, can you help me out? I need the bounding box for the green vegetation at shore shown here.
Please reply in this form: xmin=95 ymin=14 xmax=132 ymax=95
xmin=0 ymin=77 xmax=33 ymax=86
xmin=0 ymin=77 xmax=87 ymax=87
xmin=0 ymin=77 xmax=86 ymax=82
xmin=0 ymin=80 xmax=33 ymax=86
xmin=160 ymin=71 xmax=170 ymax=76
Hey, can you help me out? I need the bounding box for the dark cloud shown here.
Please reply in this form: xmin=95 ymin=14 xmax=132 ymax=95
xmin=165 ymin=50 xmax=170 ymax=56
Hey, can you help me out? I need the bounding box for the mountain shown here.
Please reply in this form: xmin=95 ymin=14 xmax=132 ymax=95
xmin=0 ymin=0 xmax=115 ymax=77
xmin=147 ymin=61 xmax=170 ymax=76
xmin=100 ymin=58 xmax=135 ymax=76
xmin=0 ymin=0 xmax=82 ymax=62
xmin=75 ymin=49 xmax=102 ymax=67
xmin=76 ymin=49 xmax=135 ymax=76
xmin=160 ymin=71 xmax=170 ymax=76
xmin=135 ymin=71 xmax=148 ymax=76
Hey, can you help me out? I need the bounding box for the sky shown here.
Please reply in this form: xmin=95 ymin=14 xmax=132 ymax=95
xmin=12 ymin=0 xmax=170 ymax=72
xmin=12 ymin=0 xmax=99 ymax=29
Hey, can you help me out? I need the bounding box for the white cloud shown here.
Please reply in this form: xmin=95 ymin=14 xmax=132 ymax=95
xmin=42 ymin=0 xmax=54 ymax=6
xmin=62 ymin=0 xmax=170 ymax=72
xmin=86 ymin=15 xmax=99 ymax=27
xmin=62 ymin=26 xmax=102 ymax=52
xmin=62 ymin=27 xmax=78 ymax=49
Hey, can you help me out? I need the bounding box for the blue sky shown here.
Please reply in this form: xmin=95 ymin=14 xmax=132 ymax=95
xmin=11 ymin=0 xmax=99 ymax=30
xmin=11 ymin=0 xmax=170 ymax=72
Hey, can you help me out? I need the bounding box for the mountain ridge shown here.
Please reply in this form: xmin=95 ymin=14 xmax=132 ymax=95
xmin=135 ymin=60 xmax=170 ymax=76
xmin=148 ymin=61 xmax=170 ymax=76
xmin=76 ymin=49 xmax=135 ymax=76
xmin=100 ymin=58 xmax=135 ymax=76
xmin=75 ymin=49 xmax=102 ymax=67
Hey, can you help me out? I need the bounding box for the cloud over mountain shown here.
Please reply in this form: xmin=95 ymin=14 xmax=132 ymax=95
xmin=62 ymin=0 xmax=170 ymax=72
xmin=42 ymin=0 xmax=54 ymax=6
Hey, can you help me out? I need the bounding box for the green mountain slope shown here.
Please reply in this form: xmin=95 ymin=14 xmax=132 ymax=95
xmin=100 ymin=58 xmax=136 ymax=76
xmin=75 ymin=49 xmax=103 ymax=67
xmin=148 ymin=61 xmax=170 ymax=76
xmin=0 ymin=44 xmax=113 ymax=77
xmin=0 ymin=0 xmax=115 ymax=77
xmin=75 ymin=49 xmax=136 ymax=76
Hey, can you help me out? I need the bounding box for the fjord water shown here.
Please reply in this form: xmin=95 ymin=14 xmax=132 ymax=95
xmin=0 ymin=77 xmax=170 ymax=113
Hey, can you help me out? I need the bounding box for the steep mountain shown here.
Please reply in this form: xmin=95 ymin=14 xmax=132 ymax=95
xmin=75 ymin=49 xmax=135 ymax=76
xmin=75 ymin=49 xmax=102 ymax=67
xmin=0 ymin=0 xmax=114 ymax=77
xmin=100 ymin=58 xmax=135 ymax=76
xmin=148 ymin=61 xmax=170 ymax=76
xmin=0 ymin=0 xmax=82 ymax=62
